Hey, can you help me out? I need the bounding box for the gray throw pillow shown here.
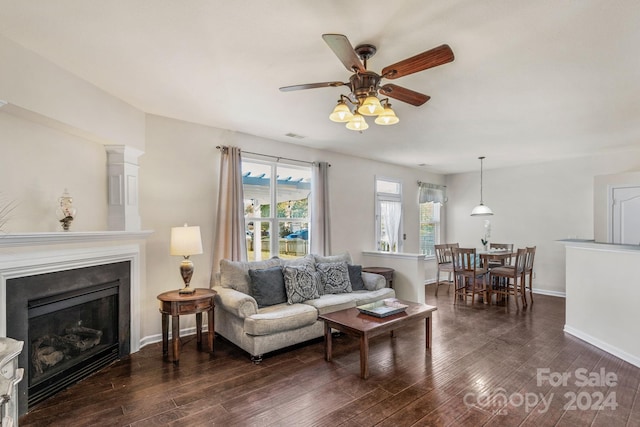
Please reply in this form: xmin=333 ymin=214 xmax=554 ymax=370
xmin=282 ymin=264 xmax=320 ymax=304
xmin=347 ymin=264 xmax=366 ymax=291
xmin=248 ymin=266 xmax=287 ymax=308
xmin=317 ymin=262 xmax=352 ymax=294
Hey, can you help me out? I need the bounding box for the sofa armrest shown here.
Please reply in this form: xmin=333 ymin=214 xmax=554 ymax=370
xmin=212 ymin=286 xmax=258 ymax=318
xmin=361 ymin=272 xmax=386 ymax=291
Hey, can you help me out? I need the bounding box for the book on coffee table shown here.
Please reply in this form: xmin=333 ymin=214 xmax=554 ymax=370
xmin=357 ymin=298 xmax=408 ymax=318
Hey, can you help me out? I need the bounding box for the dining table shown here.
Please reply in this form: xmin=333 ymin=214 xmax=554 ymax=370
xmin=478 ymin=249 xmax=515 ymax=267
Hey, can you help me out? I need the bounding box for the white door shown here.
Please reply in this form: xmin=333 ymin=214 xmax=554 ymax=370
xmin=612 ymin=186 xmax=640 ymax=244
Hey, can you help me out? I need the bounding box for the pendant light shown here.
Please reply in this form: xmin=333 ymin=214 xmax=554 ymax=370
xmin=470 ymin=156 xmax=493 ymax=216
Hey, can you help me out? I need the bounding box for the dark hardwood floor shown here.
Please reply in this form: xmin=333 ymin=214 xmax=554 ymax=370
xmin=19 ymin=287 xmax=640 ymax=426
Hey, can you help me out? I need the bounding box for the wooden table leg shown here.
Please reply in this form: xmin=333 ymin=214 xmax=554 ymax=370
xmin=360 ymin=333 xmax=369 ymax=379
xmin=161 ymin=313 xmax=169 ymax=358
xmin=172 ymin=315 xmax=180 ymax=364
xmin=196 ymin=312 xmax=203 ymax=350
xmin=324 ymin=322 xmax=332 ymax=362
xmin=425 ymin=316 xmax=432 ymax=350
xmin=208 ymin=306 xmax=214 ymax=353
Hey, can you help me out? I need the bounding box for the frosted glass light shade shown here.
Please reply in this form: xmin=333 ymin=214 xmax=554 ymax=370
xmin=358 ymin=96 xmax=384 ymax=116
xmin=346 ymin=113 xmax=369 ymax=131
xmin=170 ymin=224 xmax=203 ymax=256
xmin=374 ymin=106 xmax=399 ymax=125
xmin=329 ymin=102 xmax=353 ymax=122
xmin=470 ymin=204 xmax=494 ymax=216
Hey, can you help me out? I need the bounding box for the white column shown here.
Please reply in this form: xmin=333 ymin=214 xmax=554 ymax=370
xmin=105 ymin=145 xmax=143 ymax=231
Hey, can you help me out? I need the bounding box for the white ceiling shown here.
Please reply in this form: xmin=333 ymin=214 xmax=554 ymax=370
xmin=1 ymin=0 xmax=639 ymax=174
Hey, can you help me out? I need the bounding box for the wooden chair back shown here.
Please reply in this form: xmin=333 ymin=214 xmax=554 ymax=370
xmin=451 ymin=247 xmax=478 ymax=274
xmin=525 ymin=246 xmax=536 ymax=272
xmin=434 ymin=244 xmax=451 ymax=265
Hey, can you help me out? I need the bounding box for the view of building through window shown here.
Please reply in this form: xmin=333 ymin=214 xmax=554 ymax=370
xmin=242 ymin=159 xmax=312 ymax=261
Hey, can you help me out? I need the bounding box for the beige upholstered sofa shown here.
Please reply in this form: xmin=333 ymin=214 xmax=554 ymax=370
xmin=211 ymin=253 xmax=395 ymax=362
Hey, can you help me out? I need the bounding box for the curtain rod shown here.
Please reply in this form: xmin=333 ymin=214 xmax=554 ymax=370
xmin=216 ymin=145 xmax=330 ymax=167
xmin=417 ymin=181 xmax=446 ymax=188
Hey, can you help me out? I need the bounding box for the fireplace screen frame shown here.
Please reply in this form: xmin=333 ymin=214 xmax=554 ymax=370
xmin=6 ymin=261 xmax=130 ymax=415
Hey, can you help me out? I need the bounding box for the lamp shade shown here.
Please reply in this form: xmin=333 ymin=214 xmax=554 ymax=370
xmin=470 ymin=203 xmax=494 ymax=216
xmin=329 ymin=101 xmax=353 ymax=122
xmin=358 ymin=96 xmax=384 ymax=116
xmin=170 ymin=224 xmax=203 ymax=256
xmin=346 ymin=113 xmax=369 ymax=131
xmin=374 ymin=105 xmax=399 ymax=125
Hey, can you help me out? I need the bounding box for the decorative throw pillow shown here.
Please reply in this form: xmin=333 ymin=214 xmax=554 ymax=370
xmin=317 ymin=262 xmax=352 ymax=294
xmin=219 ymin=257 xmax=281 ymax=295
xmin=248 ymin=266 xmax=287 ymax=308
xmin=282 ymin=264 xmax=320 ymax=304
xmin=283 ymin=254 xmax=323 ymax=295
xmin=347 ymin=264 xmax=366 ymax=291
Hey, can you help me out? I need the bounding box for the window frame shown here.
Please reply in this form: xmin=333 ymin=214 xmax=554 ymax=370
xmin=375 ymin=176 xmax=403 ymax=252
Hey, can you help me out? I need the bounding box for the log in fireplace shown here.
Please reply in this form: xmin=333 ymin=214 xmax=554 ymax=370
xmin=6 ymin=261 xmax=130 ymax=415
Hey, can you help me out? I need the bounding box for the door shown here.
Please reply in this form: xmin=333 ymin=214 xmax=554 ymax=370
xmin=612 ymin=186 xmax=640 ymax=244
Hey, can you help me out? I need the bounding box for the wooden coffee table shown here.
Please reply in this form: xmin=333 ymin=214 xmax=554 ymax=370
xmin=318 ymin=299 xmax=437 ymax=379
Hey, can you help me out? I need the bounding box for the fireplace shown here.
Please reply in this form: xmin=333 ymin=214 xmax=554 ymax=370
xmin=6 ymin=261 xmax=130 ymax=415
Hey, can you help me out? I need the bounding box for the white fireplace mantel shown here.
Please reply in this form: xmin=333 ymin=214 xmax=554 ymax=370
xmin=0 ymin=230 xmax=152 ymax=247
xmin=0 ymin=230 xmax=152 ymax=353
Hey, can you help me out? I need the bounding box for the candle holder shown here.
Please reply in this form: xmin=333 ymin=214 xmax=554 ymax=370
xmin=57 ymin=189 xmax=77 ymax=231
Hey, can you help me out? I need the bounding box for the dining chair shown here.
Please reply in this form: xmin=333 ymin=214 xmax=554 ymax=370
xmin=487 ymin=243 xmax=514 ymax=268
xmin=523 ymin=246 xmax=536 ymax=305
xmin=489 ymin=248 xmax=527 ymax=309
xmin=451 ymin=247 xmax=488 ymax=305
xmin=434 ymin=243 xmax=459 ymax=296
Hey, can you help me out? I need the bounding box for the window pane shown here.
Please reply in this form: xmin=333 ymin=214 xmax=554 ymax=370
xmin=246 ymin=221 xmax=271 ymax=262
xmin=278 ymin=220 xmax=309 ymax=257
xmin=276 ymin=165 xmax=311 ymax=219
xmin=376 ymin=179 xmax=400 ymax=194
xmin=243 ymin=161 xmax=272 ymax=218
xmin=419 ymin=202 xmax=439 ymax=256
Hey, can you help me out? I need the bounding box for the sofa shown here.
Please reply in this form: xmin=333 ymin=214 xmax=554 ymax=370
xmin=211 ymin=252 xmax=395 ymax=363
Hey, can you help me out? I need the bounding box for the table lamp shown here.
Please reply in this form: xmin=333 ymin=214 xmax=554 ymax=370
xmin=170 ymin=224 xmax=203 ymax=294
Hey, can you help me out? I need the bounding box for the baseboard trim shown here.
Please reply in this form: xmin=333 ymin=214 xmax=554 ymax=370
xmin=564 ymin=325 xmax=640 ymax=368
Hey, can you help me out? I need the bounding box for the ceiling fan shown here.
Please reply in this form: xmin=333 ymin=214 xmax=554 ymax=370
xmin=279 ymin=34 xmax=454 ymax=131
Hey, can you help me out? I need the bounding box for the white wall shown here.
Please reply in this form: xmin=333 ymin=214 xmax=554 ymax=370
xmin=0 ymin=111 xmax=108 ymax=232
xmin=445 ymin=151 xmax=640 ymax=295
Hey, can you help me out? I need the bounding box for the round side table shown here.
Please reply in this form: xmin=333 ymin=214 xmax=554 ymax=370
xmin=157 ymin=288 xmax=216 ymax=364
xmin=362 ymin=267 xmax=394 ymax=289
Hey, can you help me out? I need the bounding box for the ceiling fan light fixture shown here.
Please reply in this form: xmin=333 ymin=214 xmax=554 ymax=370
xmin=374 ymin=104 xmax=399 ymax=125
xmin=358 ymin=96 xmax=384 ymax=116
xmin=346 ymin=112 xmax=369 ymax=131
xmin=329 ymin=101 xmax=353 ymax=122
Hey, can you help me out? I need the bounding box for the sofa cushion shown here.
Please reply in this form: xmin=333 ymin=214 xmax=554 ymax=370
xmin=313 ymin=252 xmax=352 ymax=265
xmin=317 ymin=261 xmax=352 ymax=294
xmin=220 ymin=257 xmax=281 ymax=295
xmin=303 ymin=293 xmax=358 ymax=315
xmin=352 ymin=287 xmax=396 ymax=306
xmin=248 ymin=266 xmax=287 ymax=308
xmin=244 ymin=303 xmax=318 ymax=336
xmin=282 ymin=264 xmax=320 ymax=304
xmin=347 ymin=264 xmax=366 ymax=291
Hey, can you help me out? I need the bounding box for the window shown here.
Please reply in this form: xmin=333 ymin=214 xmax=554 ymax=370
xmin=375 ymin=177 xmax=402 ymax=252
xmin=419 ymin=201 xmax=441 ymax=256
xmin=242 ymin=158 xmax=312 ymax=261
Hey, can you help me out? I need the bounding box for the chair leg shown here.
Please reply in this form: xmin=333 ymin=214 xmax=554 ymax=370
xmin=528 ymin=272 xmax=534 ymax=304
xmin=435 ymin=268 xmax=441 ymax=296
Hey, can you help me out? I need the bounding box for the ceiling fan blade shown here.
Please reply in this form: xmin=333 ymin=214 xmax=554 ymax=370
xmin=379 ymin=84 xmax=430 ymax=106
xmin=279 ymin=81 xmax=347 ymax=92
xmin=322 ymin=34 xmax=366 ymax=73
xmin=381 ymin=44 xmax=454 ymax=79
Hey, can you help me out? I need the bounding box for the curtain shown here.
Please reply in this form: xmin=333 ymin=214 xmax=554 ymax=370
xmin=418 ymin=182 xmax=446 ymax=204
xmin=381 ymin=201 xmax=401 ymax=252
xmin=212 ymin=146 xmax=247 ymax=274
xmin=311 ymin=161 xmax=331 ymax=255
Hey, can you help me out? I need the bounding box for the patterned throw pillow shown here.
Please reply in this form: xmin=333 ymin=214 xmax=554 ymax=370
xmin=317 ymin=262 xmax=352 ymax=294
xmin=282 ymin=264 xmax=320 ymax=304
xmin=248 ymin=266 xmax=287 ymax=308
